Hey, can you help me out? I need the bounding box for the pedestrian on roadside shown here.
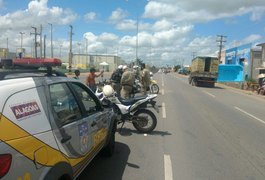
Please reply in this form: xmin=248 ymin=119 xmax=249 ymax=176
xmin=141 ymin=63 xmax=151 ymax=95
xmin=120 ymin=65 xmax=135 ymax=99
xmin=73 ymin=69 xmax=80 ymax=80
xmin=86 ymin=67 xmax=103 ymax=92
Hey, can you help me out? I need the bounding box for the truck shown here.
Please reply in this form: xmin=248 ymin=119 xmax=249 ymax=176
xmin=188 ymin=56 xmax=219 ymax=87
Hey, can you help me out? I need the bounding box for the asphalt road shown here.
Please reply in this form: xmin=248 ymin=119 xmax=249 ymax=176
xmin=78 ymin=72 xmax=265 ymax=180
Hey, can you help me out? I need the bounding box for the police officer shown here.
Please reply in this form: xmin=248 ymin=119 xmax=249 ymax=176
xmin=120 ymin=65 xmax=135 ymax=99
xmin=110 ymin=65 xmax=123 ymax=96
xmin=141 ymin=63 xmax=150 ymax=95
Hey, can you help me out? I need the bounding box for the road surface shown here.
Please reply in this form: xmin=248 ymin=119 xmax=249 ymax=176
xmin=78 ymin=72 xmax=265 ymax=180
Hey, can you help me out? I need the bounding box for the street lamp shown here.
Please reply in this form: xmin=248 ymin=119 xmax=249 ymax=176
xmin=125 ymin=0 xmax=139 ymax=63
xmin=77 ymin=42 xmax=81 ymax=65
xmin=19 ymin=32 xmax=25 ymax=49
xmin=48 ymin=23 xmax=53 ymax=58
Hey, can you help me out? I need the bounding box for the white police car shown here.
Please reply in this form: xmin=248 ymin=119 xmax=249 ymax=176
xmin=0 ymin=69 xmax=116 ymax=179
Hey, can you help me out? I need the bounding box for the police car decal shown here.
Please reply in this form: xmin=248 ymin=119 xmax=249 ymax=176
xmin=78 ymin=122 xmax=89 ymax=153
xmin=10 ymin=101 xmax=41 ymax=120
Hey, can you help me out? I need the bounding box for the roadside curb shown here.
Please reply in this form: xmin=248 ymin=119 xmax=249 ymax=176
xmin=216 ymin=83 xmax=265 ymax=100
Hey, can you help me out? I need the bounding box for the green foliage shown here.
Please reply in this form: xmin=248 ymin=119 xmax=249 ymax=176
xmin=245 ymin=78 xmax=257 ymax=83
xmin=173 ymin=65 xmax=181 ymax=72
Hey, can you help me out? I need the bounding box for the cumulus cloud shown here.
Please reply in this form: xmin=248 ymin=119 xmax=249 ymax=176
xmin=98 ymin=32 xmax=118 ymax=42
xmin=84 ymin=32 xmax=98 ymax=44
xmin=84 ymin=12 xmax=96 ymax=22
xmin=116 ymin=19 xmax=136 ymax=31
xmin=143 ymin=0 xmax=265 ymax=23
xmin=0 ymin=0 xmax=78 ymax=52
xmin=108 ymin=8 xmax=128 ymax=23
xmin=0 ymin=0 xmax=77 ymax=31
xmin=152 ymin=19 xmax=174 ymax=31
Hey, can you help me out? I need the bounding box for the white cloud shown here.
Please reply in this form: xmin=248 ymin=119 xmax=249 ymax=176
xmin=143 ymin=0 xmax=265 ymax=23
xmin=0 ymin=0 xmax=77 ymax=31
xmin=108 ymin=8 xmax=128 ymax=23
xmin=116 ymin=19 xmax=136 ymax=31
xmin=84 ymin=12 xmax=96 ymax=22
xmin=152 ymin=19 xmax=173 ymax=31
xmin=84 ymin=32 xmax=98 ymax=44
xmin=98 ymin=32 xmax=118 ymax=42
xmin=243 ymin=34 xmax=263 ymax=43
xmin=250 ymin=7 xmax=265 ymax=21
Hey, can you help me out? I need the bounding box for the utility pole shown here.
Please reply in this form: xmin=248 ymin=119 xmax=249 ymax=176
xmin=6 ymin=38 xmax=8 ymax=58
xmin=136 ymin=14 xmax=139 ymax=63
xmin=77 ymin=42 xmax=81 ymax=64
xmin=19 ymin=32 xmax=25 ymax=49
xmin=217 ymin=35 xmax=227 ymax=62
xmin=40 ymin=25 xmax=43 ymax=58
xmin=69 ymin=25 xmax=73 ymax=73
xmin=48 ymin=23 xmax=53 ymax=58
xmin=31 ymin=26 xmax=38 ymax=58
xmin=44 ymin=35 xmax=46 ymax=58
xmin=85 ymin=38 xmax=88 ymax=67
xmin=192 ymin=52 xmax=196 ymax=59
xmin=59 ymin=44 xmax=62 ymax=58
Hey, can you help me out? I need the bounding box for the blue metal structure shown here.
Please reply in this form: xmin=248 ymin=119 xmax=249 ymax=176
xmin=217 ymin=64 xmax=244 ymax=82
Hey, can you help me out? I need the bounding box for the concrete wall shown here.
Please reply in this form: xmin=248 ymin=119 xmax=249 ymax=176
xmin=71 ymin=54 xmax=124 ymax=72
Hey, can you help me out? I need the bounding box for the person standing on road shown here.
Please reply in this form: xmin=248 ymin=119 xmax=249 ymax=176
xmin=86 ymin=67 xmax=103 ymax=92
xmin=120 ymin=65 xmax=135 ymax=99
xmin=141 ymin=63 xmax=150 ymax=95
xmin=73 ymin=69 xmax=80 ymax=80
xmin=110 ymin=65 xmax=123 ymax=96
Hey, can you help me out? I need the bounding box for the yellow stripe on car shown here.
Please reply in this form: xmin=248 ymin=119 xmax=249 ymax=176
xmin=0 ymin=114 xmax=107 ymax=168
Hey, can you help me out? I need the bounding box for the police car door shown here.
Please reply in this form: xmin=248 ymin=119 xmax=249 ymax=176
xmin=69 ymin=82 xmax=108 ymax=154
xmin=49 ymin=82 xmax=93 ymax=159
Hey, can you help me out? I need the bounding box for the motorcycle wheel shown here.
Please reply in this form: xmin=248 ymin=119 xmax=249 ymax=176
xmin=132 ymin=109 xmax=157 ymax=133
xmin=150 ymin=84 xmax=159 ymax=94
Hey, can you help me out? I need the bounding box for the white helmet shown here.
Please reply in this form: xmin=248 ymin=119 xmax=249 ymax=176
xmin=133 ymin=65 xmax=139 ymax=69
xmin=122 ymin=65 xmax=128 ymax=70
xmin=118 ymin=65 xmax=123 ymax=69
xmin=103 ymin=85 xmax=114 ymax=97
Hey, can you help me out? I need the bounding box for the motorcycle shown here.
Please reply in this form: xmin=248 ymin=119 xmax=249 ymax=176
xmin=96 ymin=85 xmax=159 ymax=133
xmin=257 ymin=80 xmax=265 ymax=95
xmin=132 ymin=78 xmax=159 ymax=96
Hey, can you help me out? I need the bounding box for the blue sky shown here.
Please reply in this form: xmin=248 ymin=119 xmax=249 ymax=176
xmin=0 ymin=0 xmax=265 ymax=66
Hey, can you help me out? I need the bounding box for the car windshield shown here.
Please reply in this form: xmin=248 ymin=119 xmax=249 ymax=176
xmin=1 ymin=1 xmax=265 ymax=180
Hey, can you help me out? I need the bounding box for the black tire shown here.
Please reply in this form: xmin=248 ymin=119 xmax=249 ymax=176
xmin=132 ymin=109 xmax=157 ymax=133
xmin=150 ymin=84 xmax=159 ymax=94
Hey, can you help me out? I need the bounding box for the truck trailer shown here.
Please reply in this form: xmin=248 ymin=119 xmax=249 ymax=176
xmin=188 ymin=56 xmax=219 ymax=87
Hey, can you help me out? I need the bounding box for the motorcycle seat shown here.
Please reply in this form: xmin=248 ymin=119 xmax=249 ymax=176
xmin=118 ymin=95 xmax=148 ymax=106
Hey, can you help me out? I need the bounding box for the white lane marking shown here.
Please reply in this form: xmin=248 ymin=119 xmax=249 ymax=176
xmin=162 ymin=102 xmax=166 ymax=118
xmin=203 ymin=91 xmax=216 ymax=98
xmin=235 ymin=106 xmax=265 ymax=125
xmin=162 ymin=75 xmax=164 ymax=87
xmin=162 ymin=89 xmax=165 ymax=95
xmin=164 ymin=154 xmax=173 ymax=180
